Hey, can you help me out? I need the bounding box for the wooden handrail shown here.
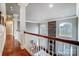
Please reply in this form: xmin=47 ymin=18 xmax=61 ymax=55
xmin=24 ymin=31 xmax=79 ymax=46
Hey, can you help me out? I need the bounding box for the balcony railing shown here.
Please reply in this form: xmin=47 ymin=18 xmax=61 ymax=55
xmin=24 ymin=31 xmax=79 ymax=56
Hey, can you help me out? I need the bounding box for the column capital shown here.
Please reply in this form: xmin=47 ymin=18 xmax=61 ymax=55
xmin=17 ymin=3 xmax=29 ymax=7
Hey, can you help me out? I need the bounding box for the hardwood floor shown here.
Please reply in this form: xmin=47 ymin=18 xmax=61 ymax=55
xmin=2 ymin=35 xmax=31 ymax=56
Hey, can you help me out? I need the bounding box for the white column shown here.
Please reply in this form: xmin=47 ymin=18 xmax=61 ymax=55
xmin=18 ymin=3 xmax=28 ymax=32
xmin=76 ymin=3 xmax=79 ymax=56
xmin=18 ymin=3 xmax=28 ymax=49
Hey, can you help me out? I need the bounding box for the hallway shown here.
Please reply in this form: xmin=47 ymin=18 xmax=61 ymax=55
xmin=0 ymin=3 xmax=79 ymax=56
xmin=2 ymin=35 xmax=31 ymax=56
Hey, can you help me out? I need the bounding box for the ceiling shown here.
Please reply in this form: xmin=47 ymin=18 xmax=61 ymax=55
xmin=5 ymin=3 xmax=76 ymax=23
xmin=26 ymin=3 xmax=76 ymax=22
xmin=6 ymin=3 xmax=20 ymax=19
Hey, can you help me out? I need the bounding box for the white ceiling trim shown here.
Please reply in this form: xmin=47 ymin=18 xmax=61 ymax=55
xmin=17 ymin=3 xmax=29 ymax=7
xmin=26 ymin=16 xmax=77 ymax=23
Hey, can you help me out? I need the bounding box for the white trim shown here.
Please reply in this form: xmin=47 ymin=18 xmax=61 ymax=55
xmin=26 ymin=16 xmax=77 ymax=23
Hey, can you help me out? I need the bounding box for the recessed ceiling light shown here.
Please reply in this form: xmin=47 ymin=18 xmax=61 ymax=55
xmin=49 ymin=4 xmax=54 ymax=8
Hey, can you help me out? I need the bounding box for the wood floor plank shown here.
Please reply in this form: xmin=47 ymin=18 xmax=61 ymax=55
xmin=2 ymin=35 xmax=31 ymax=56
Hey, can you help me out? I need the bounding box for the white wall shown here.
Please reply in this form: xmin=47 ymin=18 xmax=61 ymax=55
xmin=0 ymin=4 xmax=1 ymax=11
xmin=39 ymin=23 xmax=48 ymax=49
xmin=0 ymin=3 xmax=6 ymax=56
xmin=0 ymin=25 xmax=6 ymax=56
xmin=13 ymin=18 xmax=21 ymax=43
xmin=24 ymin=22 xmax=39 ymax=53
xmin=26 ymin=22 xmax=38 ymax=34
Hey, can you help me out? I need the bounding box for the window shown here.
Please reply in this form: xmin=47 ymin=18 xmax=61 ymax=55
xmin=17 ymin=21 xmax=20 ymax=31
xmin=59 ymin=22 xmax=72 ymax=38
xmin=57 ymin=22 xmax=72 ymax=56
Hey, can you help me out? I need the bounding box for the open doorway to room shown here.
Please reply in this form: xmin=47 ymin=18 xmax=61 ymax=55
xmin=6 ymin=16 xmax=13 ymax=35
